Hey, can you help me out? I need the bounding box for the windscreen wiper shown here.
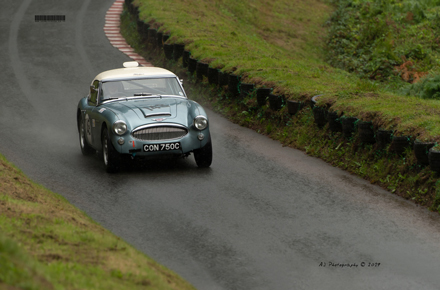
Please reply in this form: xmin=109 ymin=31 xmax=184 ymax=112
xmin=133 ymin=93 xmax=153 ymax=96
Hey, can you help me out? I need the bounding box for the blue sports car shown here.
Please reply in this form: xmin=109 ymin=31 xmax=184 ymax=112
xmin=77 ymin=62 xmax=212 ymax=172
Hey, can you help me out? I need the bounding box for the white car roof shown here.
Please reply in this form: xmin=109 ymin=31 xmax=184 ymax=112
xmin=94 ymin=66 xmax=177 ymax=83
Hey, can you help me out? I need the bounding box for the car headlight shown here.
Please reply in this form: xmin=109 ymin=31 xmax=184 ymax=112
xmin=113 ymin=120 xmax=127 ymax=135
xmin=194 ymin=116 xmax=208 ymax=130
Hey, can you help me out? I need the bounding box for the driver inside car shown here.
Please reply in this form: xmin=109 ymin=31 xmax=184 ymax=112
xmin=102 ymin=81 xmax=124 ymax=99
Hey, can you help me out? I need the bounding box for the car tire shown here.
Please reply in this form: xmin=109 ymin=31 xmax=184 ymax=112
xmin=194 ymin=136 xmax=213 ymax=168
xmin=79 ymin=116 xmax=95 ymax=155
xmin=102 ymin=127 xmax=120 ymax=173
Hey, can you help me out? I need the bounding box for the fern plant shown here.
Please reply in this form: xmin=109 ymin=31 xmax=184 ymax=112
xmin=404 ymin=73 xmax=440 ymax=99
xmin=325 ymin=0 xmax=440 ymax=85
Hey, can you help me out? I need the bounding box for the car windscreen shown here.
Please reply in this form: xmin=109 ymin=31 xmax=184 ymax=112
xmin=102 ymin=77 xmax=184 ymax=100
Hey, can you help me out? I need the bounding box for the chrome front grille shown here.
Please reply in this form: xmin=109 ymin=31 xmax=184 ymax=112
xmin=132 ymin=125 xmax=188 ymax=141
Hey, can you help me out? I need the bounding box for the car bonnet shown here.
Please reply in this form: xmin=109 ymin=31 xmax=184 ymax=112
xmin=103 ymin=97 xmax=196 ymax=128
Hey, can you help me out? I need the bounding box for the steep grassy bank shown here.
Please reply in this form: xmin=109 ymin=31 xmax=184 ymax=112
xmin=325 ymin=0 xmax=440 ymax=86
xmin=122 ymin=0 xmax=440 ymax=212
xmin=134 ymin=0 xmax=356 ymax=97
xmin=130 ymin=0 xmax=440 ymax=140
xmin=0 ymin=154 xmax=196 ymax=290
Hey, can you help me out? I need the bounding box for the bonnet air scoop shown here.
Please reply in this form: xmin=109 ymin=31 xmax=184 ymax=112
xmin=138 ymin=105 xmax=172 ymax=118
xmin=142 ymin=112 xmax=172 ymax=118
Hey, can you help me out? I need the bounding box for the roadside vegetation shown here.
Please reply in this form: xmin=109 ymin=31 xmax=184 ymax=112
xmin=123 ymin=0 xmax=440 ymax=211
xmin=135 ymin=0 xmax=353 ymax=97
xmin=0 ymin=154 xmax=196 ymax=290
xmin=324 ymin=0 xmax=440 ymax=137
xmin=325 ymin=0 xmax=440 ymax=87
xmin=129 ymin=0 xmax=440 ymax=139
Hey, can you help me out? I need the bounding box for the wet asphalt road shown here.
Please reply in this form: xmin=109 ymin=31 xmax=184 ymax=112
xmin=2 ymin=1 xmax=440 ymax=289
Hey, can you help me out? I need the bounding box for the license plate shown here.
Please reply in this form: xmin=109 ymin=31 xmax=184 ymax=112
xmin=143 ymin=142 xmax=181 ymax=152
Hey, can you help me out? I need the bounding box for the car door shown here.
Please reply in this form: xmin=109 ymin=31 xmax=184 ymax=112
xmin=84 ymin=80 xmax=100 ymax=149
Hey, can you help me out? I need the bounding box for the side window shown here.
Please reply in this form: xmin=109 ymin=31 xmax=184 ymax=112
xmin=89 ymin=80 xmax=99 ymax=106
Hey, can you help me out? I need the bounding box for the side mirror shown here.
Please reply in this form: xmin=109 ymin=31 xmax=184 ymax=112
xmin=90 ymin=85 xmax=97 ymax=94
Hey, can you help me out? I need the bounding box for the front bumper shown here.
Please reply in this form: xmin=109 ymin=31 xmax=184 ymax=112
xmin=111 ymin=127 xmax=211 ymax=157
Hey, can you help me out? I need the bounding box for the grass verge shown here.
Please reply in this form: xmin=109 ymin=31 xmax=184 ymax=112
xmin=120 ymin=1 xmax=440 ymax=212
xmin=130 ymin=0 xmax=440 ymax=141
xmin=0 ymin=153 xmax=196 ymax=290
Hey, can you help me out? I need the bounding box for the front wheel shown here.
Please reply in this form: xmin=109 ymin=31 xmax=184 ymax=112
xmin=79 ymin=116 xmax=95 ymax=155
xmin=102 ymin=127 xmax=120 ymax=173
xmin=194 ymin=138 xmax=213 ymax=168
